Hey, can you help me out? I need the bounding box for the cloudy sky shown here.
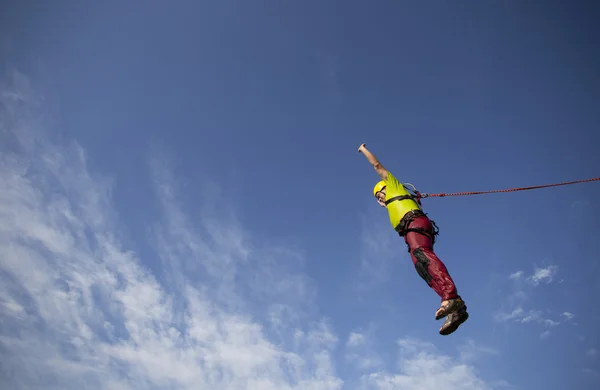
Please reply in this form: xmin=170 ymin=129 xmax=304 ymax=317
xmin=1 ymin=1 xmax=599 ymax=389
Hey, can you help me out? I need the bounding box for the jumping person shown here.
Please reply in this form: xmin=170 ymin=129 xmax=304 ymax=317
xmin=358 ymin=143 xmax=469 ymax=335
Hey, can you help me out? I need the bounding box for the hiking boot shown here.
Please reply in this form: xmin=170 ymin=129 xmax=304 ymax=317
xmin=435 ymin=297 xmax=465 ymax=320
xmin=439 ymin=305 xmax=469 ymax=336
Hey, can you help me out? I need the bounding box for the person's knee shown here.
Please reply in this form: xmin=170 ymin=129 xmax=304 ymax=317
xmin=407 ymin=240 xmax=432 ymax=254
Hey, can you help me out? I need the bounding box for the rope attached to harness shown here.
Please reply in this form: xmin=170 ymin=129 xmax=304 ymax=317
xmin=412 ymin=177 xmax=600 ymax=200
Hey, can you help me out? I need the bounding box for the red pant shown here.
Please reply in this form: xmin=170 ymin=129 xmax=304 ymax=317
xmin=402 ymin=215 xmax=459 ymax=301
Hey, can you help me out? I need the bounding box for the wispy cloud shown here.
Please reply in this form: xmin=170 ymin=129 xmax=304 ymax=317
xmin=345 ymin=325 xmax=384 ymax=372
xmin=495 ymin=265 xmax=564 ymax=336
xmin=359 ymin=338 xmax=506 ymax=390
xmin=528 ymin=265 xmax=558 ymax=285
xmin=458 ymin=339 xmax=500 ymax=361
xmin=508 ymin=265 xmax=558 ymax=285
xmin=540 ymin=330 xmax=551 ymax=340
xmin=587 ymin=348 xmax=598 ymax=358
xmin=354 ymin=209 xmax=399 ymax=292
xmin=0 ymin=67 xmax=499 ymax=390
xmin=561 ymin=312 xmax=575 ymax=321
xmin=0 ymin=68 xmax=342 ymax=390
xmin=495 ymin=308 xmax=559 ymax=328
xmin=520 ymin=310 xmax=560 ymax=327
xmin=509 ymin=271 xmax=524 ymax=280
xmin=583 ymin=368 xmax=600 ymax=381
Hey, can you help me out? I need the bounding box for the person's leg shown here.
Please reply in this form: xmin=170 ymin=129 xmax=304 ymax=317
xmin=403 ymin=215 xmax=469 ymax=335
xmin=404 ymin=216 xmax=459 ymax=302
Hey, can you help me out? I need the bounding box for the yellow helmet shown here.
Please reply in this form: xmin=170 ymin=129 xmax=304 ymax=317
xmin=373 ymin=180 xmax=386 ymax=197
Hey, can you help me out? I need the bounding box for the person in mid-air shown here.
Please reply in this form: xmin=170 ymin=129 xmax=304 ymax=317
xmin=358 ymin=143 xmax=468 ymax=335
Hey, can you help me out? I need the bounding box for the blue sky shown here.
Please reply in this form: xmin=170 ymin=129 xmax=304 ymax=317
xmin=1 ymin=1 xmax=599 ymax=389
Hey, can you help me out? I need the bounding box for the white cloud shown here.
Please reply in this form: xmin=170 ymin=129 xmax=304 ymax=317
xmin=540 ymin=331 xmax=551 ymax=340
xmin=528 ymin=265 xmax=558 ymax=285
xmin=587 ymin=348 xmax=598 ymax=358
xmin=355 ymin=210 xmax=398 ymax=292
xmin=509 ymin=271 xmax=523 ymax=280
xmin=494 ymin=307 xmax=525 ymax=322
xmin=345 ymin=326 xmax=384 ymax=372
xmin=458 ymin=340 xmax=500 ymax=362
xmin=507 ymin=264 xmax=558 ymax=287
xmin=347 ymin=332 xmax=367 ymax=348
xmin=583 ymin=368 xmax=600 ymax=380
xmin=0 ymin=67 xmax=499 ymax=390
xmin=358 ymin=338 xmax=503 ymax=390
xmin=0 ymin=68 xmax=342 ymax=390
xmin=496 ymin=265 xmax=565 ymax=334
xmin=561 ymin=312 xmax=574 ymax=320
xmin=520 ymin=310 xmax=559 ymax=327
xmin=495 ymin=307 xmax=560 ymax=330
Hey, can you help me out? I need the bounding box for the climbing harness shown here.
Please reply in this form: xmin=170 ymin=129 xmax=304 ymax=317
xmin=407 ymin=176 xmax=600 ymax=201
xmin=394 ymin=209 xmax=440 ymax=247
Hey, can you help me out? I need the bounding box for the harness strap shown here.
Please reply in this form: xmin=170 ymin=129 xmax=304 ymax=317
xmin=394 ymin=210 xmax=426 ymax=234
xmin=384 ymin=194 xmax=416 ymax=205
xmin=394 ymin=210 xmax=440 ymax=244
xmin=404 ymin=223 xmax=439 ymax=242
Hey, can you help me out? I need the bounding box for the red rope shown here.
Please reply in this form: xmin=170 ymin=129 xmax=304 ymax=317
xmin=418 ymin=176 xmax=600 ymax=199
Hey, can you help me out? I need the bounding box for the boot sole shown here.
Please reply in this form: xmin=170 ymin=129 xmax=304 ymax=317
xmin=439 ymin=311 xmax=469 ymax=336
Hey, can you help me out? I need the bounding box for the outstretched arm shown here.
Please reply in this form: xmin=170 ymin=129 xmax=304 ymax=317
xmin=358 ymin=143 xmax=388 ymax=181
